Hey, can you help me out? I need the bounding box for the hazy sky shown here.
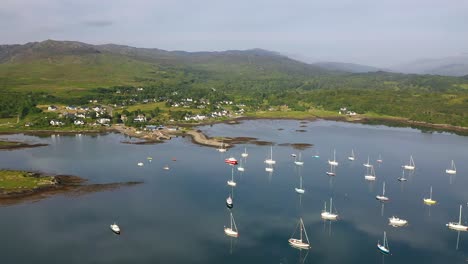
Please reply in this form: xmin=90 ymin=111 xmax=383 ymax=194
xmin=1 ymin=0 xmax=467 ymax=67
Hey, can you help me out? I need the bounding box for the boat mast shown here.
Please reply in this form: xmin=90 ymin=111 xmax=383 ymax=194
xmin=231 ymin=167 xmax=234 ymax=181
xmin=459 ymin=205 xmax=462 ymax=225
xmin=300 ymin=218 xmax=303 ymax=241
xmin=300 ymin=175 xmax=303 ymax=188
xmin=430 ymin=186 xmax=433 ymax=199
xmin=330 ymin=198 xmax=333 ymax=214
xmin=382 ymin=182 xmax=386 ymax=196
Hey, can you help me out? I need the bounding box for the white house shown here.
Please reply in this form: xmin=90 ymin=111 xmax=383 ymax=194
xmin=50 ymin=120 xmax=64 ymax=126
xmin=134 ymin=114 xmax=147 ymax=122
xmin=48 ymin=105 xmax=58 ymax=111
xmin=97 ymin=118 xmax=111 ymax=124
xmin=74 ymin=120 xmax=85 ymax=125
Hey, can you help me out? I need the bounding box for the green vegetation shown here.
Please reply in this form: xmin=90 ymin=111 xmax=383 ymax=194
xmin=0 ymin=40 xmax=467 ymax=131
xmin=0 ymin=170 xmax=55 ymax=191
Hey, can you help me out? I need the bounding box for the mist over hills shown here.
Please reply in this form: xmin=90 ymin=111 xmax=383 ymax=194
xmin=390 ymin=55 xmax=468 ymax=77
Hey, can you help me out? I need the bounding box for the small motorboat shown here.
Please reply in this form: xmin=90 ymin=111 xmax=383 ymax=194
xmin=388 ymin=216 xmax=408 ymax=227
xmin=110 ymin=223 xmax=121 ymax=234
xmin=226 ymin=196 xmax=233 ymax=209
xmin=137 ymin=162 xmax=144 ymax=166
xmin=225 ymin=157 xmax=238 ymax=165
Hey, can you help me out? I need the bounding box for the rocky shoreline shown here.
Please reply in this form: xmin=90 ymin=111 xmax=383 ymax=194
xmin=0 ymin=171 xmax=142 ymax=206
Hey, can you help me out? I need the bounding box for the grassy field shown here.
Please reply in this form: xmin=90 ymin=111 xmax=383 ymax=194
xmin=245 ymin=109 xmax=341 ymax=119
xmin=0 ymin=170 xmax=55 ymax=190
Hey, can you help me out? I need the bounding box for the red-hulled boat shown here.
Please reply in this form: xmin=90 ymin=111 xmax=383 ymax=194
xmin=225 ymin=157 xmax=238 ymax=165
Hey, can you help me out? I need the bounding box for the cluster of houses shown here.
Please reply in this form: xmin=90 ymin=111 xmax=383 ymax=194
xmin=339 ymin=107 xmax=357 ymax=116
xmin=47 ymin=105 xmax=110 ymax=127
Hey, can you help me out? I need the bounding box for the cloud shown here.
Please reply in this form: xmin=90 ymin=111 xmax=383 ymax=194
xmin=83 ymin=20 xmax=113 ymax=27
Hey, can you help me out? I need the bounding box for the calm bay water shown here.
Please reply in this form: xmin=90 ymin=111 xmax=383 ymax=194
xmin=0 ymin=119 xmax=467 ymax=264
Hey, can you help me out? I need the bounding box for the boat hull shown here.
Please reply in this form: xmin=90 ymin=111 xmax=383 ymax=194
xmin=288 ymin=239 xmax=310 ymax=249
xmin=376 ymin=196 xmax=389 ymax=202
xmin=403 ymin=165 xmax=415 ymax=170
xmin=110 ymin=226 xmax=121 ymax=235
xmin=265 ymin=159 xmax=276 ymax=165
xmin=227 ymin=180 xmax=237 ymax=187
xmin=389 ymin=217 xmax=408 ymax=227
xmin=328 ymin=161 xmax=338 ymax=166
xmin=423 ymin=199 xmax=437 ymax=205
xmin=377 ymin=244 xmax=390 ymax=255
xmin=397 ymin=177 xmax=407 ymax=182
xmin=237 ymin=167 xmax=245 ymax=172
xmin=224 ymin=228 xmax=238 ymax=237
xmin=294 ymin=161 xmax=304 ymax=166
xmin=295 ymin=188 xmax=305 ymax=194
xmin=348 ymin=157 xmax=355 ymax=161
xmin=326 ymin=172 xmax=336 ymax=176
xmin=226 ymin=203 xmax=233 ymax=209
xmin=241 ymin=153 xmax=248 ymax=158
xmin=364 ymin=175 xmax=376 ymax=181
xmin=265 ymin=167 xmax=274 ymax=172
xmin=446 ymin=170 xmax=456 ymax=175
xmin=447 ymin=223 xmax=468 ymax=231
xmin=363 ymin=164 xmax=372 ymax=168
xmin=321 ymin=212 xmax=338 ymax=221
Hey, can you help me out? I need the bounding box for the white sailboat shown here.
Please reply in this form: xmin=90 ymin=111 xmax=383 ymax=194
xmin=397 ymin=169 xmax=407 ymax=182
xmin=377 ymin=231 xmax=390 ymax=255
xmin=328 ymin=149 xmax=339 ymax=166
xmin=423 ymin=186 xmax=437 ymax=205
xmin=403 ymin=155 xmax=415 ymax=170
xmin=227 ymin=167 xmax=237 ymax=187
xmin=237 ymin=158 xmax=245 ymax=172
xmin=348 ymin=149 xmax=355 ymax=161
xmin=376 ymin=181 xmax=389 ymax=202
xmin=321 ymin=198 xmax=339 ymax=220
xmin=389 ymin=216 xmax=408 ymax=227
xmin=364 ymin=165 xmax=376 ymax=181
xmin=110 ymin=222 xmax=121 ymax=234
xmin=326 ymin=163 xmax=336 ymax=176
xmin=288 ymin=218 xmax=311 ymax=249
xmin=294 ymin=152 xmax=304 ymax=166
xmin=224 ymin=212 xmax=239 ymax=237
xmin=241 ymin=147 xmax=248 ymax=158
xmin=265 ymin=146 xmax=276 ymax=165
xmin=376 ymin=154 xmax=383 ymax=163
xmin=363 ymin=156 xmax=372 ymax=168
xmin=446 ymin=160 xmax=457 ymax=175
xmin=265 ymin=164 xmax=274 ymax=172
xmin=446 ymin=205 xmax=468 ymax=231
xmin=137 ymin=162 xmax=144 ymax=167
xmin=295 ymin=175 xmax=305 ymax=194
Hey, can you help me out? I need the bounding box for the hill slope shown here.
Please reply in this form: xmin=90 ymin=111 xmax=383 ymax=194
xmin=391 ymin=55 xmax=468 ymax=76
xmin=311 ymin=61 xmax=382 ymax=73
xmin=0 ymin=40 xmax=332 ymax=94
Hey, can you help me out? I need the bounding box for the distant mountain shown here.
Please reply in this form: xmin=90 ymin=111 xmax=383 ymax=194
xmin=391 ymin=55 xmax=468 ymax=76
xmin=310 ymin=61 xmax=383 ymax=73
xmin=0 ymin=40 xmax=337 ymax=91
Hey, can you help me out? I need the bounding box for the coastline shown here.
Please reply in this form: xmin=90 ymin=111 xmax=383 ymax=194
xmin=0 ymin=115 xmax=466 ymax=150
xmin=0 ymin=170 xmax=142 ymax=206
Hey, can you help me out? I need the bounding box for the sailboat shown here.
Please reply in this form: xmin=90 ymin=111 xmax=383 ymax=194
xmin=137 ymin=162 xmax=144 ymax=167
xmin=376 ymin=154 xmax=383 ymax=163
xmin=364 ymin=165 xmax=376 ymax=181
xmin=376 ymin=181 xmax=389 ymax=202
xmin=224 ymin=157 xmax=238 ymax=165
xmin=226 ymin=196 xmax=233 ymax=209
xmin=446 ymin=205 xmax=468 ymax=231
xmin=237 ymin=158 xmax=245 ymax=172
xmin=163 ymin=164 xmax=170 ymax=170
xmin=348 ymin=149 xmax=355 ymax=161
xmin=265 ymin=164 xmax=274 ymax=172
xmin=389 ymin=216 xmax=408 ymax=227
xmin=363 ymin=156 xmax=372 ymax=168
xmin=288 ymin=218 xmax=311 ymax=249
xmin=377 ymin=231 xmax=390 ymax=255
xmin=294 ymin=153 xmax=304 ymax=166
xmin=227 ymin=167 xmax=237 ymax=187
xmin=295 ymin=175 xmax=305 ymax=194
xmin=265 ymin=145 xmax=276 ymax=165
xmin=446 ymin=160 xmax=457 ymax=175
xmin=403 ymin=155 xmax=415 ymax=170
xmin=326 ymin=163 xmax=336 ymax=176
xmin=110 ymin=222 xmax=121 ymax=235
xmin=224 ymin=212 xmax=239 ymax=237
xmin=241 ymin=147 xmax=248 ymax=158
xmin=423 ymin=186 xmax=437 ymax=205
xmin=397 ymin=169 xmax=407 ymax=182
xmin=328 ymin=149 xmax=339 ymax=166
xmin=312 ymin=150 xmax=320 ymax=159
xmin=321 ymin=198 xmax=339 ymax=220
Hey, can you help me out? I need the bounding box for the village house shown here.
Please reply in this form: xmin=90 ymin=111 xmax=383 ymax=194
xmin=74 ymin=120 xmax=85 ymax=125
xmin=97 ymin=118 xmax=111 ymax=124
xmin=48 ymin=105 xmax=58 ymax=111
xmin=134 ymin=114 xmax=147 ymax=122
xmin=50 ymin=120 xmax=64 ymax=126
